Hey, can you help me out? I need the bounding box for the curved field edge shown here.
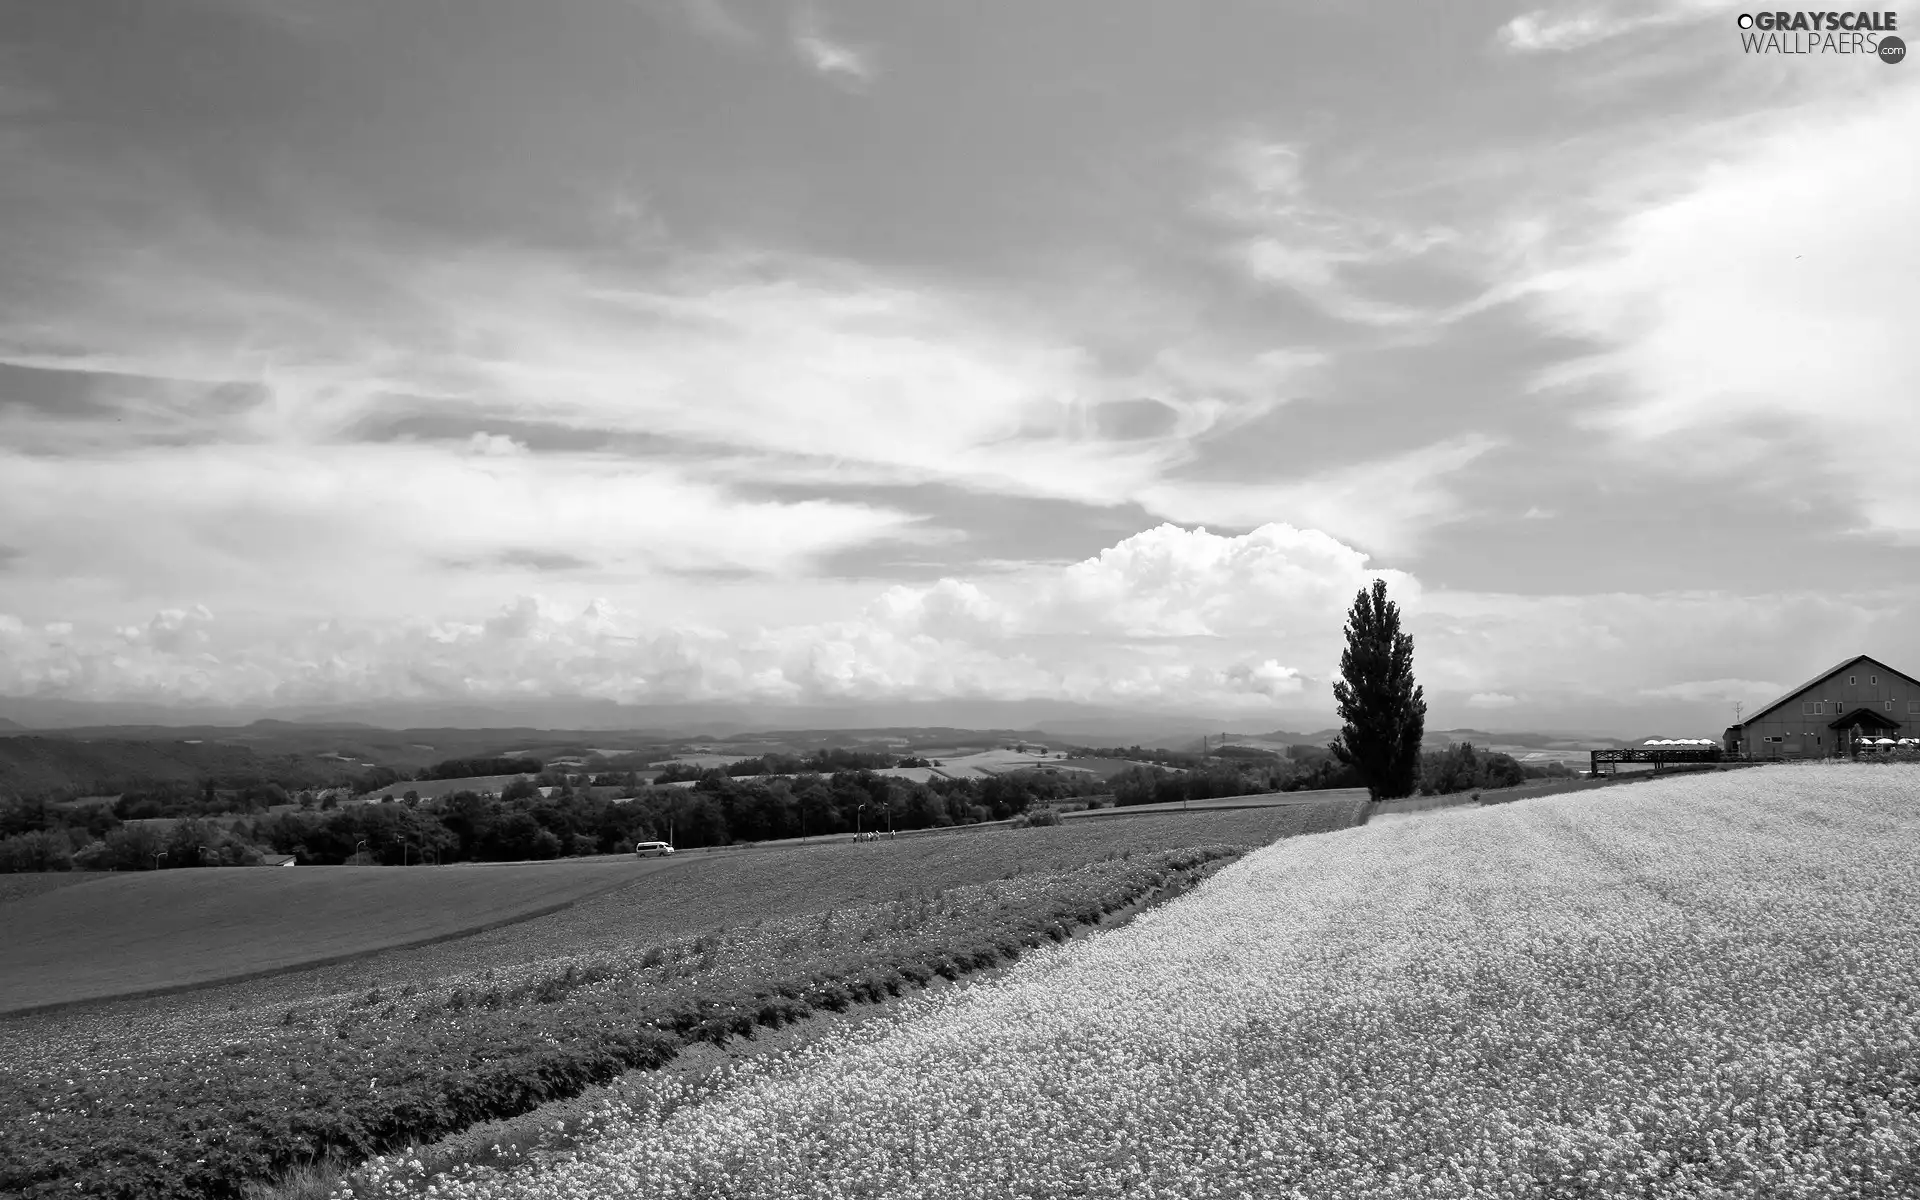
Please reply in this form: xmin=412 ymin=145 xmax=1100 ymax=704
xmin=276 ymin=855 xmax=1235 ymax=1198
xmin=2 ymin=888 xmax=623 ymax=1020
xmin=360 ymin=763 xmax=1920 ymax=1200
xmin=0 ymin=860 xmax=656 ymax=1013
xmin=0 ymin=870 xmax=106 ymax=907
xmin=1 ymin=837 xmax=1320 ymax=1200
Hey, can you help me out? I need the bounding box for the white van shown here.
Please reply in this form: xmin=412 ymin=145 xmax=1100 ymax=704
xmin=633 ymin=841 xmax=676 ymax=858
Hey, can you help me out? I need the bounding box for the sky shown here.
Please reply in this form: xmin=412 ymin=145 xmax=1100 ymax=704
xmin=0 ymin=0 xmax=1916 ymax=736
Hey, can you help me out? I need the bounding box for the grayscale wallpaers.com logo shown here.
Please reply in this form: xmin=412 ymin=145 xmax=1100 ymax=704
xmin=1735 ymin=11 xmax=1905 ymax=60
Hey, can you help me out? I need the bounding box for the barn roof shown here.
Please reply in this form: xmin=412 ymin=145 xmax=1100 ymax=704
xmin=1735 ymin=654 xmax=1920 ymax=728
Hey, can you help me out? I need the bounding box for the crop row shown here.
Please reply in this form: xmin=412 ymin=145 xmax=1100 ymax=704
xmin=0 ymin=844 xmax=1243 ymax=1200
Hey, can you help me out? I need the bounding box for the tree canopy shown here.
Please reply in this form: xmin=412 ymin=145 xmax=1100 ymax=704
xmin=1329 ymin=579 xmax=1428 ymax=801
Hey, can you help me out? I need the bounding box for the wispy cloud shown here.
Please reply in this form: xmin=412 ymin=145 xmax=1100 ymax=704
xmin=1499 ymin=7 xmax=1658 ymax=53
xmin=662 ymin=0 xmax=757 ymax=46
xmin=1136 ymin=434 xmax=1502 ymax=557
xmin=1640 ymin=678 xmax=1784 ymax=703
xmin=792 ymin=12 xmax=873 ymax=85
xmin=1203 ymin=139 xmax=1459 ymax=329
xmin=1512 ymin=81 xmax=1920 ymax=537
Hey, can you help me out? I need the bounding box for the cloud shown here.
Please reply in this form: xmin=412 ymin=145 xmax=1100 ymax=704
xmin=1136 ymin=435 xmax=1501 ymax=556
xmin=4 ymin=516 xmax=1918 ymax=726
xmin=1204 ymin=139 xmax=1459 ymax=328
xmin=1639 ymin=678 xmax=1784 ymax=703
xmin=1414 ymin=588 xmax=1918 ymax=704
xmin=661 ymin=0 xmax=757 ymax=46
xmin=1512 ymin=80 xmax=1920 ymax=538
xmin=1495 ymin=5 xmax=1696 ymax=53
xmin=467 ymin=432 xmax=528 ymax=457
xmin=0 ymin=522 xmax=1407 ymax=711
xmin=0 ymin=443 xmax=926 ymax=621
xmin=792 ymin=14 xmax=873 ymax=84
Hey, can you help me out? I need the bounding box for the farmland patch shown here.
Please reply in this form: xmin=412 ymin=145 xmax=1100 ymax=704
xmin=0 ymin=858 xmax=659 ymax=1013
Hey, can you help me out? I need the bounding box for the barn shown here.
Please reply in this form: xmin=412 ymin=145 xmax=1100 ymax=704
xmin=1724 ymin=654 xmax=1920 ymax=759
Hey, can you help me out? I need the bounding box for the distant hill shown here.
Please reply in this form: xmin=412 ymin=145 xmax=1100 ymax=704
xmin=0 ymin=717 xmax=21 ymax=730
xmin=0 ymin=737 xmax=360 ymax=802
xmin=1203 ymin=727 xmax=1637 ymax=756
xmin=0 ymin=694 xmax=1298 ymax=743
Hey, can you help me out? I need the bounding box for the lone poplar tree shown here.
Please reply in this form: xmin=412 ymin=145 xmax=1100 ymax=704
xmin=1329 ymin=578 xmax=1427 ymax=801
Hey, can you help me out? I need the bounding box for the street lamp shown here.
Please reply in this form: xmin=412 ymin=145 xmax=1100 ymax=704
xmin=857 ymin=802 xmax=867 ymax=842
xmin=355 ymin=839 xmax=369 ymax=865
xmin=151 ymin=849 xmax=167 ymax=871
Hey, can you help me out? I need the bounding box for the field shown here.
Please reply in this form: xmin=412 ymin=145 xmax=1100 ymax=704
xmin=0 ymin=859 xmax=659 ymax=1013
xmin=0 ymin=799 xmax=1361 ymax=1199
xmin=926 ymin=746 xmax=1087 ymax=779
xmin=1064 ymin=788 xmax=1368 ymax=818
xmin=0 ymin=871 xmax=103 ymax=907
xmin=346 ymin=762 xmax=1920 ymax=1200
xmin=358 ymin=773 xmax=531 ymax=800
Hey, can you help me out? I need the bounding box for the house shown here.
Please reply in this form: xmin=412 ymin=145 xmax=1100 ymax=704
xmin=262 ymin=855 xmax=297 ymax=867
xmin=1724 ymin=654 xmax=1920 ymax=759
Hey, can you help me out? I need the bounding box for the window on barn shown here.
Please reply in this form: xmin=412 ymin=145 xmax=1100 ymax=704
xmin=1801 ymin=701 xmax=1825 ymax=715
xmin=1910 ymin=701 xmax=1920 ymax=714
xmin=1888 ymin=700 xmax=1896 ymax=712
xmin=1870 ymin=675 xmax=1878 ymax=685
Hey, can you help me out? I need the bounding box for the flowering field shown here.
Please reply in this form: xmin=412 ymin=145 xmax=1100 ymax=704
xmin=347 ymin=763 xmax=1920 ymax=1200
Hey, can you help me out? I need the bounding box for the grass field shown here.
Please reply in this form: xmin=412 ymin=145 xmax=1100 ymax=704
xmin=0 ymin=871 xmax=104 ymax=907
xmin=379 ymin=761 xmax=1920 ymax=1200
xmin=0 ymin=858 xmax=661 ymax=1013
xmin=1065 ymin=788 xmax=1369 ymax=817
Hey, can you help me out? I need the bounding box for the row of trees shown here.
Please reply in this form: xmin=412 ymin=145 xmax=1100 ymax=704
xmin=651 ymin=748 xmax=902 ymax=784
xmin=0 ymin=763 xmax=1132 ymax=870
xmin=0 ymin=817 xmax=267 ymax=873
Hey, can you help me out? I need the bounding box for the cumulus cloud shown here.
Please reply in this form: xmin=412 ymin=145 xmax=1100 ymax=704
xmin=0 ymin=522 xmax=1410 ymax=711
xmin=3 ymin=518 xmax=1917 ymax=727
xmin=467 ymin=431 xmax=528 ymax=457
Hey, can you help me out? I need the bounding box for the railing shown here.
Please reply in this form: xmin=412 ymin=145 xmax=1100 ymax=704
xmin=1589 ymin=747 xmax=1728 ymax=775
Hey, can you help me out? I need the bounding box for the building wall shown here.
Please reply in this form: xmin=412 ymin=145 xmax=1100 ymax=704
xmin=1737 ymin=661 xmax=1918 ymax=758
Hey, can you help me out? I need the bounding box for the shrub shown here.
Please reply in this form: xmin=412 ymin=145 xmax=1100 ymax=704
xmin=0 ymin=828 xmax=74 ymax=872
